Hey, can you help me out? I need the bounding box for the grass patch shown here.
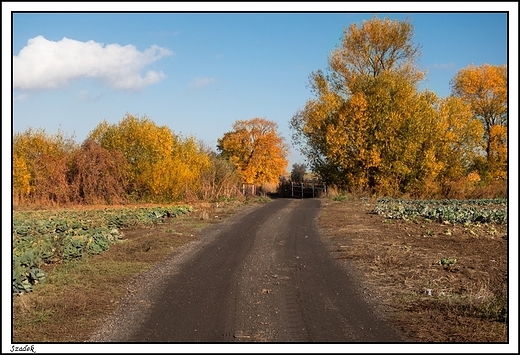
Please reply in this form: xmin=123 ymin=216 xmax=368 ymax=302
xmin=319 ymin=199 xmax=508 ymax=342
xmin=332 ymin=195 xmax=348 ymax=202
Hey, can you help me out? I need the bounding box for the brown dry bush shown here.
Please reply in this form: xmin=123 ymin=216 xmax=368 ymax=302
xmin=68 ymin=139 xmax=128 ymax=205
xmin=199 ymin=153 xmax=243 ymax=201
xmin=31 ymin=152 xmax=71 ymax=206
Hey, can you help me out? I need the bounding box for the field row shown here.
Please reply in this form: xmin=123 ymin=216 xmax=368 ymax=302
xmin=12 ymin=206 xmax=192 ymax=293
xmin=373 ymin=198 xmax=507 ymax=224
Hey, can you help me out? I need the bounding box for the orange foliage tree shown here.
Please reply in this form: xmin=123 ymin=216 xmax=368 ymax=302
xmin=12 ymin=114 xmax=234 ymax=206
xmin=450 ymin=64 xmax=508 ymax=183
xmin=291 ymin=17 xmax=428 ymax=194
xmin=290 ymin=16 xmax=496 ymax=198
xmin=217 ymin=118 xmax=289 ymax=186
xmin=429 ymin=96 xmax=485 ymax=197
xmin=12 ymin=128 xmax=77 ymax=206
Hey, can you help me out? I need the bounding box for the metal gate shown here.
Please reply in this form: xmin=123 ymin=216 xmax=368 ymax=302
xmin=278 ymin=181 xmax=326 ymax=198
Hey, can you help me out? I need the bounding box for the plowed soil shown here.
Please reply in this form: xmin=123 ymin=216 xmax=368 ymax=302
xmin=318 ymin=198 xmax=508 ymax=343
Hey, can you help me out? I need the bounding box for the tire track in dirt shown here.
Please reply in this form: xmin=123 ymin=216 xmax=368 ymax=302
xmin=89 ymin=198 xmax=405 ymax=343
xmin=229 ymin=198 xmax=308 ymax=342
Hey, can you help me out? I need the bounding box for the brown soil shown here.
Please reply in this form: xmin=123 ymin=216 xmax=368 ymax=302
xmin=12 ymin=197 xmax=509 ymax=344
xmin=318 ymin=198 xmax=508 ymax=342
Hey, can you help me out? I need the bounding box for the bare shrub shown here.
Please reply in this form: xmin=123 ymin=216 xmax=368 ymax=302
xmin=68 ymin=139 xmax=128 ymax=205
xmin=31 ymin=153 xmax=70 ymax=206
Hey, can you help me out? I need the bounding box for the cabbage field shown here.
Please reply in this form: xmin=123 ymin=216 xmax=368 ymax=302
xmin=12 ymin=205 xmax=192 ymax=293
xmin=373 ymin=198 xmax=507 ymax=224
xmin=13 ymin=198 xmax=508 ymax=294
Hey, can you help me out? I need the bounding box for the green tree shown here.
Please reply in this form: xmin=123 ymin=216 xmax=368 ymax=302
xmin=291 ymin=163 xmax=307 ymax=183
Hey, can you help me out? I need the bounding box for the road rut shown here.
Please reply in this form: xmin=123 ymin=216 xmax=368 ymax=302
xmin=89 ymin=198 xmax=404 ymax=342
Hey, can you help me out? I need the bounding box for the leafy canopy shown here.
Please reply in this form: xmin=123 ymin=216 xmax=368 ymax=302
xmin=218 ymin=118 xmax=289 ymax=185
xmin=290 ymin=16 xmax=500 ymax=198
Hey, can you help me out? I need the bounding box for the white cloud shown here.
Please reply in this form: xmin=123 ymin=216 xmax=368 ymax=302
xmin=13 ymin=36 xmax=173 ymax=91
xmin=188 ymin=76 xmax=216 ymax=89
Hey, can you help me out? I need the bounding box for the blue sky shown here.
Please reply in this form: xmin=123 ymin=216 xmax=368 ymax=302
xmin=2 ymin=4 xmax=519 ymax=353
xmin=5 ymin=3 xmax=516 ymax=170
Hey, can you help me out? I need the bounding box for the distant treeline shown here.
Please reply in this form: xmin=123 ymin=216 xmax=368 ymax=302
xmin=13 ymin=114 xmax=243 ymax=207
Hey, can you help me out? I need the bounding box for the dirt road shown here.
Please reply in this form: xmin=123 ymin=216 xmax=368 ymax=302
xmin=89 ymin=198 xmax=405 ymax=342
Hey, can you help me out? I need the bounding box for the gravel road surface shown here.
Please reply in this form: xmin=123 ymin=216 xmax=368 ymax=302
xmin=89 ymin=198 xmax=404 ymax=343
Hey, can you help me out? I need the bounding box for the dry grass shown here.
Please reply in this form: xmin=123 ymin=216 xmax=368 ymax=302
xmin=319 ymin=198 xmax=508 ymax=343
xmin=12 ymin=199 xmax=247 ymax=343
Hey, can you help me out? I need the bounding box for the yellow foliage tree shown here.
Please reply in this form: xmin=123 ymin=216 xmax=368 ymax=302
xmin=142 ymin=136 xmax=211 ymax=200
xmin=435 ymin=97 xmax=485 ymax=177
xmin=89 ymin=114 xmax=174 ymax=194
xmin=290 ymin=16 xmax=494 ymax=198
xmin=217 ymin=118 xmax=289 ymax=186
xmin=426 ymin=96 xmax=485 ymax=197
xmin=488 ymin=124 xmax=507 ymax=180
xmin=89 ymin=113 xmax=210 ymax=201
xmin=450 ymin=63 xmax=507 ymax=181
xmin=12 ymin=152 xmax=32 ymax=203
xmin=291 ymin=17 xmax=432 ymax=194
xmin=329 ymin=16 xmax=423 ymax=83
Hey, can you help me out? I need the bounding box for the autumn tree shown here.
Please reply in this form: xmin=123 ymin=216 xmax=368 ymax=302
xmin=88 ymin=114 xmax=210 ymax=201
xmin=200 ymin=151 xmax=242 ymax=200
xmin=217 ymin=118 xmax=289 ymax=186
xmin=450 ymin=64 xmax=508 ymax=182
xmin=12 ymin=152 xmax=31 ymax=205
xmin=328 ymin=16 xmax=422 ymax=84
xmin=12 ymin=128 xmax=77 ymax=205
xmin=424 ymin=96 xmax=485 ymax=197
xmin=164 ymin=136 xmax=211 ymax=200
xmin=89 ymin=114 xmax=172 ymax=197
xmin=291 ymin=16 xmax=434 ymax=194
